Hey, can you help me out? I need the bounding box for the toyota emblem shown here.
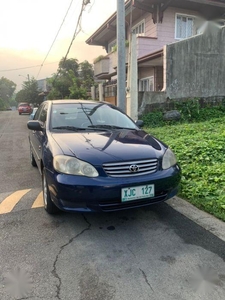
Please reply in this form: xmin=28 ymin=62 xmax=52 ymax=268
xmin=129 ymin=165 xmax=139 ymax=173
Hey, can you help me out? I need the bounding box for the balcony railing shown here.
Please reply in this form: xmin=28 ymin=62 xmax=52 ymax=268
xmin=94 ymin=48 xmax=129 ymax=78
xmin=136 ymin=36 xmax=161 ymax=58
xmin=94 ymin=57 xmax=110 ymax=78
xmin=94 ymin=37 xmax=161 ymax=78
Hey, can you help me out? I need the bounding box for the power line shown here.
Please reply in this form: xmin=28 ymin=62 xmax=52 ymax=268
xmin=1 ymin=1 xmax=92 ymax=78
xmin=36 ymin=0 xmax=75 ymax=79
xmin=0 ymin=61 xmax=59 ymax=73
xmin=53 ymin=0 xmax=91 ymax=83
xmin=63 ymin=0 xmax=90 ymax=63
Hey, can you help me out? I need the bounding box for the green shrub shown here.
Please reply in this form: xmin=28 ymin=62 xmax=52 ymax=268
xmin=147 ymin=118 xmax=225 ymax=221
xmin=141 ymin=99 xmax=225 ymax=128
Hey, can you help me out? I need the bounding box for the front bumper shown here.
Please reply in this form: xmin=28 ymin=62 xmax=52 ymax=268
xmin=46 ymin=165 xmax=181 ymax=212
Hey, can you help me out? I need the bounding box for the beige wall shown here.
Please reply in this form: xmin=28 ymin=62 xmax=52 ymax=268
xmin=156 ymin=7 xmax=201 ymax=46
xmin=131 ymin=7 xmax=202 ymax=58
xmin=138 ymin=67 xmax=154 ymax=79
xmin=166 ymin=24 xmax=225 ymax=98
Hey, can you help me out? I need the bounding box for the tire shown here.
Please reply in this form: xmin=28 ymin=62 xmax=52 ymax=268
xmin=30 ymin=147 xmax=37 ymax=167
xmin=42 ymin=169 xmax=60 ymax=214
xmin=19 ymin=112 xmax=21 ymax=115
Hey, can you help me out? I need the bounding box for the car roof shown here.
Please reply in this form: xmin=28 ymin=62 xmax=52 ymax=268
xmin=49 ymin=99 xmax=103 ymax=105
xmin=18 ymin=102 xmax=30 ymax=105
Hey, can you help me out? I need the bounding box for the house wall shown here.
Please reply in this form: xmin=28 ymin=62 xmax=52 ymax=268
xmin=166 ymin=24 xmax=225 ymax=98
xmin=138 ymin=67 xmax=154 ymax=79
xmin=144 ymin=13 xmax=157 ymax=37
xmin=133 ymin=7 xmax=202 ymax=59
xmin=155 ymin=66 xmax=163 ymax=91
xmin=156 ymin=7 xmax=201 ymax=46
xmin=94 ymin=58 xmax=109 ymax=76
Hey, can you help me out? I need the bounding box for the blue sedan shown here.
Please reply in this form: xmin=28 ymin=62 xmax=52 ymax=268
xmin=27 ymin=100 xmax=181 ymax=214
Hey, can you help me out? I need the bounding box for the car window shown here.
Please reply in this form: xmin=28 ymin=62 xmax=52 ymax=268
xmin=33 ymin=105 xmax=43 ymax=120
xmin=19 ymin=102 xmax=29 ymax=107
xmin=50 ymin=103 xmax=137 ymax=130
xmin=39 ymin=103 xmax=48 ymax=123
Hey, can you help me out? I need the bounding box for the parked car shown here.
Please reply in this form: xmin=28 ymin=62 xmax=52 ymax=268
xmin=27 ymin=100 xmax=181 ymax=214
xmin=18 ymin=102 xmax=32 ymax=115
xmin=29 ymin=107 xmax=38 ymax=120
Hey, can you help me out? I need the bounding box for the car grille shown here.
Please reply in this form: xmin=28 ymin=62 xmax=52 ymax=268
xmin=99 ymin=192 xmax=167 ymax=212
xmin=103 ymin=159 xmax=158 ymax=177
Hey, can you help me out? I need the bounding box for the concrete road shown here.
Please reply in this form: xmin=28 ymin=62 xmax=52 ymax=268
xmin=0 ymin=110 xmax=225 ymax=300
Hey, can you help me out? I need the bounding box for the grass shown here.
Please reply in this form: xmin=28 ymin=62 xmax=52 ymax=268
xmin=144 ymin=116 xmax=225 ymax=222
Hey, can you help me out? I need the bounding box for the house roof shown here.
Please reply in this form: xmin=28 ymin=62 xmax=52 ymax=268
xmin=86 ymin=0 xmax=225 ymax=47
xmin=138 ymin=49 xmax=163 ymax=67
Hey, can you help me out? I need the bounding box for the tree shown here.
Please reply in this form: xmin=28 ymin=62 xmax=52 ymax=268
xmin=47 ymin=58 xmax=95 ymax=100
xmin=15 ymin=77 xmax=45 ymax=105
xmin=79 ymin=60 xmax=95 ymax=90
xmin=58 ymin=57 xmax=79 ymax=76
xmin=0 ymin=77 xmax=16 ymax=109
xmin=68 ymin=71 xmax=87 ymax=99
xmin=47 ymin=73 xmax=74 ymax=100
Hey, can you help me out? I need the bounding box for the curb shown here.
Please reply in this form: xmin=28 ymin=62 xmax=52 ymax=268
xmin=167 ymin=196 xmax=225 ymax=242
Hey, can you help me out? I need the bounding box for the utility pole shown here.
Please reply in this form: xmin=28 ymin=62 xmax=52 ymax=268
xmin=117 ymin=0 xmax=126 ymax=112
xmin=127 ymin=33 xmax=138 ymax=120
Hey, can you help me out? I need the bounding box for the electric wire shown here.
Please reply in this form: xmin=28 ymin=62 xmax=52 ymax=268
xmin=0 ymin=61 xmax=59 ymax=72
xmin=53 ymin=0 xmax=90 ymax=83
xmin=1 ymin=0 xmax=91 ymax=81
xmin=36 ymin=0 xmax=75 ymax=79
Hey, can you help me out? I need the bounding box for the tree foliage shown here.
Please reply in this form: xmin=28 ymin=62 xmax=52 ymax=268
xmin=15 ymin=77 xmax=45 ymax=105
xmin=0 ymin=77 xmax=16 ymax=109
xmin=58 ymin=57 xmax=79 ymax=77
xmin=47 ymin=58 xmax=94 ymax=100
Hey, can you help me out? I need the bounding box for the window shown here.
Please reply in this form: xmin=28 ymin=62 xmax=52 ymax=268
xmin=105 ymin=85 xmax=116 ymax=97
xmin=175 ymin=14 xmax=195 ymax=39
xmin=39 ymin=104 xmax=48 ymax=124
xmin=139 ymin=77 xmax=154 ymax=92
xmin=132 ymin=20 xmax=145 ymax=36
xmin=34 ymin=105 xmax=43 ymax=120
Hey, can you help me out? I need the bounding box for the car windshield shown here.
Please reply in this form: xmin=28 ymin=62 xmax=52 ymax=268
xmin=50 ymin=103 xmax=137 ymax=131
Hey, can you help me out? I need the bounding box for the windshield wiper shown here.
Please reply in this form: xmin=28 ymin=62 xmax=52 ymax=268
xmin=52 ymin=126 xmax=87 ymax=131
xmin=52 ymin=126 xmax=108 ymax=132
xmin=88 ymin=124 xmax=134 ymax=130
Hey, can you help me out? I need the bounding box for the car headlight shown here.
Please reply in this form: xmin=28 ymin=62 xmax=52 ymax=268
xmin=162 ymin=148 xmax=177 ymax=170
xmin=53 ymin=155 xmax=99 ymax=177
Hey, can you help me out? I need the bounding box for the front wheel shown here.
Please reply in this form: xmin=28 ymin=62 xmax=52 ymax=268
xmin=42 ymin=169 xmax=60 ymax=214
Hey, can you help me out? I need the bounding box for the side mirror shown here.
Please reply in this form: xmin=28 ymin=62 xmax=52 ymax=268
xmin=135 ymin=120 xmax=144 ymax=128
xmin=27 ymin=120 xmax=43 ymax=131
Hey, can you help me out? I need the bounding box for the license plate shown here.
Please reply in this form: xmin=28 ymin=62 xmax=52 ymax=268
xmin=121 ymin=184 xmax=155 ymax=202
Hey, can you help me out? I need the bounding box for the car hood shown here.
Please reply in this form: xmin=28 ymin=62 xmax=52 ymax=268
xmin=51 ymin=129 xmax=166 ymax=164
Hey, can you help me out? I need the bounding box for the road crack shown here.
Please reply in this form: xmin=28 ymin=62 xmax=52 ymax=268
xmin=51 ymin=214 xmax=91 ymax=300
xmin=139 ymin=268 xmax=154 ymax=293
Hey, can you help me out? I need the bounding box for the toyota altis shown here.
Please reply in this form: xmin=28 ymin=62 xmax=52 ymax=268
xmin=27 ymin=100 xmax=181 ymax=214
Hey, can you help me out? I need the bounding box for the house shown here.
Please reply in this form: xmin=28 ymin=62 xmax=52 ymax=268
xmin=37 ymin=78 xmax=51 ymax=100
xmin=86 ymin=0 xmax=225 ymax=108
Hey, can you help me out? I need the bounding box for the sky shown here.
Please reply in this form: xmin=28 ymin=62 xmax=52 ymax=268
xmin=0 ymin=0 xmax=118 ymax=90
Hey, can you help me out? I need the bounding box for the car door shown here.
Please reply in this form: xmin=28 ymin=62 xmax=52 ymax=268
xmin=29 ymin=103 xmax=48 ymax=173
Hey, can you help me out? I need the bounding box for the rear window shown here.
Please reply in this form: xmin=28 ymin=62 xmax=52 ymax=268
xmin=19 ymin=103 xmax=30 ymax=107
xmin=19 ymin=103 xmax=30 ymax=106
